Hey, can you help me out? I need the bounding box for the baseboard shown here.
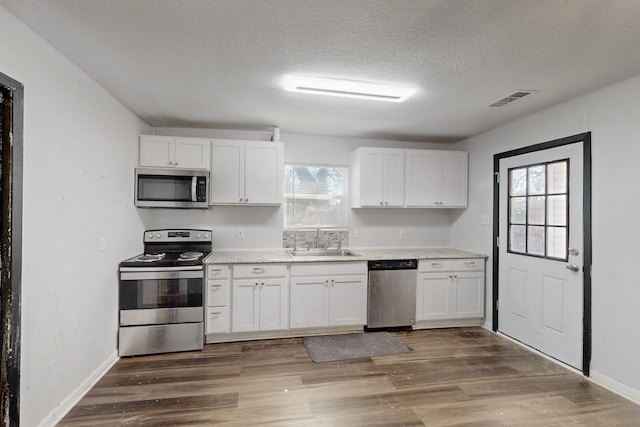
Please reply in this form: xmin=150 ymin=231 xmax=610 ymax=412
xmin=38 ymin=351 xmax=119 ymax=427
xmin=590 ymin=370 xmax=640 ymax=405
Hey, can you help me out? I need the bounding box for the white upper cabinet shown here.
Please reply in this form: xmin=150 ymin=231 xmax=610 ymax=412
xmin=139 ymin=135 xmax=211 ymax=170
xmin=405 ymin=150 xmax=468 ymax=208
xmin=351 ymin=147 xmax=468 ymax=209
xmin=210 ymin=139 xmax=283 ymax=205
xmin=350 ymin=147 xmax=405 ymax=207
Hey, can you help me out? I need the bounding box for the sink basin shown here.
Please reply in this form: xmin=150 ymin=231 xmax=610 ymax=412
xmin=287 ymin=249 xmax=361 ymax=257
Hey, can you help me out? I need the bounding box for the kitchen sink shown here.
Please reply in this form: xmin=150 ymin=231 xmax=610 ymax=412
xmin=287 ymin=249 xmax=361 ymax=257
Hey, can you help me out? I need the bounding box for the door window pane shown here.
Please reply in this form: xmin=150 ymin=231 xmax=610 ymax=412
xmin=510 ymin=225 xmax=526 ymax=253
xmin=510 ymin=197 xmax=526 ymax=224
xmin=547 ymin=227 xmax=567 ymax=259
xmin=528 ymin=165 xmax=546 ymax=195
xmin=527 ymin=226 xmax=546 ymax=256
xmin=507 ymin=159 xmax=569 ymax=260
xmin=547 ymin=195 xmax=567 ymax=226
xmin=528 ymin=196 xmax=545 ymax=225
xmin=510 ymin=168 xmax=527 ymax=196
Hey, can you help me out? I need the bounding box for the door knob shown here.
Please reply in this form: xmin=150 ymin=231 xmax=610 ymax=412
xmin=566 ymin=263 xmax=580 ymax=272
xmin=569 ymin=248 xmax=580 ymax=256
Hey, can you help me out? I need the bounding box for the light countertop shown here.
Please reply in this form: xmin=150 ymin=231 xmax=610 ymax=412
xmin=204 ymin=247 xmax=487 ymax=264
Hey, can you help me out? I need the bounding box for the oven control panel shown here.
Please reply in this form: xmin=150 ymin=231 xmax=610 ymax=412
xmin=144 ymin=229 xmax=212 ymax=243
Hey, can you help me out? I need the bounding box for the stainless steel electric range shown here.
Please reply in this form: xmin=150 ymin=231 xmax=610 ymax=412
xmin=118 ymin=229 xmax=212 ymax=357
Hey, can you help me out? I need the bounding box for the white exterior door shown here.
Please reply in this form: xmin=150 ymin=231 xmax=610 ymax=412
xmin=498 ymin=142 xmax=584 ymax=369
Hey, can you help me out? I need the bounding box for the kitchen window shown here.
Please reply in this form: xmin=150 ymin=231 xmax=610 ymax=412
xmin=508 ymin=159 xmax=569 ymax=260
xmin=284 ymin=164 xmax=347 ymax=228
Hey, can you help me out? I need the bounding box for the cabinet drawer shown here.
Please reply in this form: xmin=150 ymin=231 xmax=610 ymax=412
xmin=418 ymin=259 xmax=453 ymax=272
xmin=206 ymin=307 xmax=230 ymax=334
xmin=233 ymin=263 xmax=288 ymax=278
xmin=330 ymin=261 xmax=367 ymax=276
xmin=450 ymin=258 xmax=484 ymax=272
xmin=207 ymin=265 xmax=230 ymax=279
xmin=207 ymin=280 xmax=229 ymax=306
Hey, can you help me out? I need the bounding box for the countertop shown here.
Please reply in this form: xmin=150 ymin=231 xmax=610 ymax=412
xmin=204 ymin=247 xmax=487 ymax=264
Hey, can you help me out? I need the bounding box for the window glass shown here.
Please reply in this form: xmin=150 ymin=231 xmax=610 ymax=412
xmin=507 ymin=159 xmax=569 ymax=260
xmin=284 ymin=164 xmax=347 ymax=228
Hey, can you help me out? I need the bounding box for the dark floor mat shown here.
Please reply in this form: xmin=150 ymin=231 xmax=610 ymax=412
xmin=303 ymin=332 xmax=410 ymax=362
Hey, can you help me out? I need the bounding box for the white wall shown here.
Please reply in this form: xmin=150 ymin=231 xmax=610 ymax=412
xmin=451 ymin=73 xmax=640 ymax=400
xmin=0 ymin=6 xmax=150 ymax=426
xmin=143 ymin=128 xmax=455 ymax=249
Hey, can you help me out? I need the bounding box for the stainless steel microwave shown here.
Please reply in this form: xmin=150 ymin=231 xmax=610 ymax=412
xmin=134 ymin=168 xmax=209 ymax=208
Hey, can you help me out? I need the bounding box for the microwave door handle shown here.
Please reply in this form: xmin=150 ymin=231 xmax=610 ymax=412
xmin=191 ymin=176 xmax=197 ymax=202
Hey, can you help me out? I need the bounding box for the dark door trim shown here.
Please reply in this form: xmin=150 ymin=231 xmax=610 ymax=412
xmin=0 ymin=71 xmax=24 ymax=426
xmin=492 ymin=132 xmax=592 ymax=376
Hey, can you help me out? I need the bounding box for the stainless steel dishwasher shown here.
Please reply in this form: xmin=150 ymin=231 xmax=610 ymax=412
xmin=367 ymin=259 xmax=418 ymax=328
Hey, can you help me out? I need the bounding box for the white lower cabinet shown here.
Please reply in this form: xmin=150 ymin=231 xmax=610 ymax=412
xmin=290 ymin=262 xmax=367 ymax=329
xmin=416 ymin=259 xmax=485 ymax=322
xmin=232 ymin=264 xmax=289 ymax=332
xmin=205 ymin=265 xmax=231 ymax=335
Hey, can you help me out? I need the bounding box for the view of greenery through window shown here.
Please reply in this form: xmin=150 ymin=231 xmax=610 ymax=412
xmin=284 ymin=164 xmax=347 ymax=228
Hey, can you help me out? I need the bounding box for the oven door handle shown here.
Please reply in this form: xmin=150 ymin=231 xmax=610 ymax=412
xmin=120 ymin=270 xmax=203 ymax=280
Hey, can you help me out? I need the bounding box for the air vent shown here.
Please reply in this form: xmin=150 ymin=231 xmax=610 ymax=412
xmin=489 ymin=91 xmax=534 ymax=107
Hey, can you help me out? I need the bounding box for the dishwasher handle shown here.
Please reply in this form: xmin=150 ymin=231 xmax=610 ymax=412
xmin=368 ymin=259 xmax=417 ymax=270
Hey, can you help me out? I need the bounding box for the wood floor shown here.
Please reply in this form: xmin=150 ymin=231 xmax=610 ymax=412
xmin=59 ymin=327 xmax=640 ymax=426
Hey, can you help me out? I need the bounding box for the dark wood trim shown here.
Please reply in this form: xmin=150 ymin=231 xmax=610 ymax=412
xmin=0 ymin=71 xmax=24 ymax=427
xmin=493 ymin=132 xmax=592 ymax=376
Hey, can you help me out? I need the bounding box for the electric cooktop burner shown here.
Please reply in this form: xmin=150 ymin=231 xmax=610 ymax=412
xmin=135 ymin=253 xmax=166 ymax=262
xmin=179 ymin=251 xmax=203 ymax=261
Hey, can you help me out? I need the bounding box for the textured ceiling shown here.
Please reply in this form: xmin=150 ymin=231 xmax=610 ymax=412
xmin=3 ymin=0 xmax=640 ymax=143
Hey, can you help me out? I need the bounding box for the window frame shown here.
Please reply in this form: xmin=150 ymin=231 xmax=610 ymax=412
xmin=283 ymin=163 xmax=348 ymax=230
xmin=507 ymin=158 xmax=570 ymax=261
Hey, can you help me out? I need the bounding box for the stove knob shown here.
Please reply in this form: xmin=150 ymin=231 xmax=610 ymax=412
xmin=147 ymin=233 xmax=154 ymax=239
xmin=204 ymin=233 xmax=210 ymax=239
xmin=196 ymin=233 xmax=201 ymax=238
xmin=156 ymin=233 xmax=161 ymax=238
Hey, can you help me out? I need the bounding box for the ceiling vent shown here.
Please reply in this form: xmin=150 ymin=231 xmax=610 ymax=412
xmin=489 ymin=91 xmax=534 ymax=107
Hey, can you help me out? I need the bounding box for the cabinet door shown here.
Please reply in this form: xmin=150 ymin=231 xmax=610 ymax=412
xmin=357 ymin=149 xmax=385 ymax=206
xmin=139 ymin=135 xmax=174 ymax=167
xmin=405 ymin=150 xmax=440 ymax=207
xmin=382 ymin=150 xmax=405 ymax=207
xmin=244 ymin=142 xmax=283 ymax=205
xmin=440 ymin=151 xmax=468 ymax=207
xmin=259 ymin=278 xmax=289 ymax=331
xmin=453 ymin=272 xmax=484 ymax=318
xmin=232 ymin=279 xmax=260 ymax=332
xmin=329 ymin=275 xmax=367 ymax=326
xmin=290 ymin=277 xmax=329 ymax=328
xmin=174 ymin=137 xmax=211 ymax=169
xmin=416 ymin=273 xmax=452 ymax=320
xmin=210 ymin=140 xmax=244 ymax=204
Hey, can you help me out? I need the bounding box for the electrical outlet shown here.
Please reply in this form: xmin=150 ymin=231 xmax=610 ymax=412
xmin=99 ymin=236 xmax=106 ymax=251
xmin=400 ymin=230 xmax=406 ymax=240
xmin=236 ymin=228 xmax=245 ymax=239
xmin=481 ymin=214 xmax=491 ymax=226
xmin=352 ymin=229 xmax=359 ymax=238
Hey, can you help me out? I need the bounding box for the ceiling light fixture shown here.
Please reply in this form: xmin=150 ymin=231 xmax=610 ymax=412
xmin=283 ymin=75 xmax=416 ymax=103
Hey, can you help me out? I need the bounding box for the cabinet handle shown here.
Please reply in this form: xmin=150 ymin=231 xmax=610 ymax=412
xmin=245 ymin=198 xmax=249 ymax=203
xmin=252 ymin=267 xmax=266 ymax=274
xmin=464 ymin=262 xmax=476 ymax=266
xmin=168 ymin=161 xmax=173 ymax=165
xmin=384 ymin=201 xmax=388 ymax=205
xmin=210 ymin=284 xmax=222 ymax=288
xmin=325 ymin=280 xmax=329 ymax=286
xmin=174 ymin=162 xmax=179 ymax=166
xmin=380 ymin=201 xmax=384 ymax=205
xmin=209 ymin=312 xmax=221 ymax=315
xmin=334 ymin=280 xmax=361 ymax=284
xmin=254 ymin=282 xmax=259 ymax=287
xmin=239 ymin=198 xmax=244 ymax=202
xmin=209 ymin=268 xmax=222 ymax=272
xmin=432 ymin=263 xmax=443 ymax=267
